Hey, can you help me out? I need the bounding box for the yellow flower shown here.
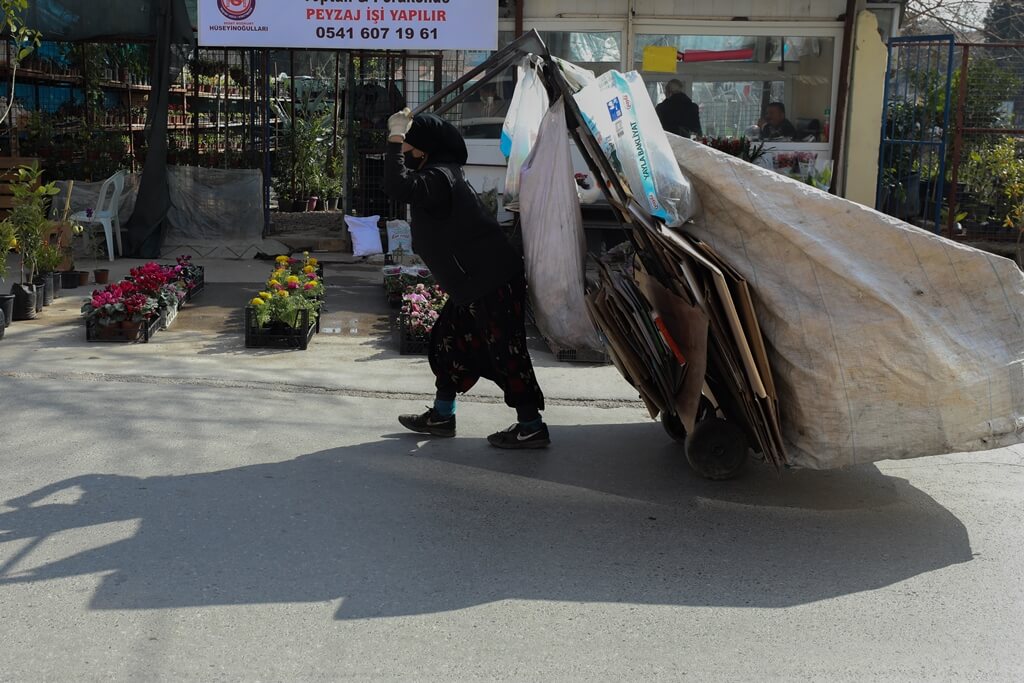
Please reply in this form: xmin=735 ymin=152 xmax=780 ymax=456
xmin=302 ymin=265 xmax=315 ymax=274
xmin=267 ymin=279 xmax=280 ymax=287
xmin=286 ymin=275 xmax=300 ymax=284
xmin=276 ymin=290 xmax=290 ymax=298
xmin=8 ymin=237 xmax=17 ymax=250
xmin=303 ymin=251 xmax=310 ymax=258
xmin=275 ymin=255 xmax=289 ymax=264
xmin=250 ymin=297 xmax=266 ymax=306
xmin=258 ymin=291 xmax=273 ymax=300
xmin=307 ymin=257 xmax=318 ymax=266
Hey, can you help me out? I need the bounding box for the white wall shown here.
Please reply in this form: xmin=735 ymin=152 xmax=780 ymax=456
xmin=525 ymin=0 xmax=848 ymax=20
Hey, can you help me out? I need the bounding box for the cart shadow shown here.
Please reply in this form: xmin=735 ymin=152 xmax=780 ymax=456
xmin=0 ymin=425 xmax=972 ymax=620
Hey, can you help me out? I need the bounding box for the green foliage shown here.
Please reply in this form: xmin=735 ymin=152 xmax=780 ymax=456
xmin=953 ymin=57 xmax=1022 ymax=131
xmin=0 ymin=215 xmax=14 ymax=281
xmin=1 ymin=0 xmax=43 ymax=126
xmin=2 ymin=163 xmax=59 ymax=282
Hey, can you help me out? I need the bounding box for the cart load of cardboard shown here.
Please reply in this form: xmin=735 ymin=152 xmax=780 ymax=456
xmin=512 ymin=59 xmax=1024 ymax=471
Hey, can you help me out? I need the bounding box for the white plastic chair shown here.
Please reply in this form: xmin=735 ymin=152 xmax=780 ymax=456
xmin=70 ymin=171 xmax=126 ymax=262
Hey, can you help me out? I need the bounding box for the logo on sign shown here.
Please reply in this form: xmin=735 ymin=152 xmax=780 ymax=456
xmin=606 ymin=98 xmax=623 ymax=122
xmin=219 ymin=0 xmax=255 ymax=21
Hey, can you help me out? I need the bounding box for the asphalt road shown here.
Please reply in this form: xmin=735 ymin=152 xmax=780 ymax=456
xmin=2 ymin=373 xmax=1023 ymax=681
xmin=1 ymin=262 xmax=1022 ymax=680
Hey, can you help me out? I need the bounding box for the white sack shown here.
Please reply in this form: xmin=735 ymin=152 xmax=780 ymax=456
xmin=670 ymin=135 xmax=1024 ymax=469
xmin=575 ymin=70 xmax=698 ymax=227
xmin=346 ymin=215 xmax=384 ymax=257
xmin=501 ymin=59 xmax=549 ymax=208
xmin=520 ymin=98 xmax=602 ymax=352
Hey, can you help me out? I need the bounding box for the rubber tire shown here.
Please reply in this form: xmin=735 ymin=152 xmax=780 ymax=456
xmin=661 ymin=398 xmax=715 ymax=444
xmin=661 ymin=411 xmax=688 ymax=443
xmin=685 ymin=417 xmax=749 ymax=480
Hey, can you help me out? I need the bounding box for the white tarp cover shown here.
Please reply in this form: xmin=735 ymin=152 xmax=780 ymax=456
xmin=55 ymin=167 xmax=283 ymax=259
xmin=519 ymin=98 xmax=602 ymax=352
xmin=670 ymin=135 xmax=1024 ymax=469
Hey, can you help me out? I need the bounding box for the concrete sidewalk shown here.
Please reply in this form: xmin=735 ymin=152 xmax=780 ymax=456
xmin=1 ymin=258 xmax=640 ymax=407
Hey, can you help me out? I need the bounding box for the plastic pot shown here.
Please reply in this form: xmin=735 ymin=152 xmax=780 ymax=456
xmin=327 ymin=198 xmax=340 ymax=211
xmin=51 ymin=271 xmax=62 ymax=298
xmin=94 ymin=269 xmax=110 ymax=285
xmin=61 ymin=271 xmax=80 ymax=289
xmin=34 ymin=275 xmax=54 ymax=306
xmin=77 ymin=271 xmax=91 ymax=287
xmin=0 ymin=293 xmax=13 ymax=327
xmin=306 ymin=196 xmax=319 ymax=212
xmin=34 ymin=283 xmax=44 ymax=311
xmin=10 ymin=283 xmax=37 ymax=320
xmin=0 ymin=307 xmax=5 ymax=339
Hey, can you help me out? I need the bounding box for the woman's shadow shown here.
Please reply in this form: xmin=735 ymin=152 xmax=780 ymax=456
xmin=0 ymin=426 xmax=973 ymax=620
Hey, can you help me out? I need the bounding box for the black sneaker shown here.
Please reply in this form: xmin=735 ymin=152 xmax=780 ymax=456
xmin=399 ymin=408 xmax=456 ymax=438
xmin=487 ymin=423 xmax=551 ymax=450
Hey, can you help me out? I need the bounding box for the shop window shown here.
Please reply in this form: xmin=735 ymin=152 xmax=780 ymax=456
xmin=635 ymin=34 xmax=836 ymax=142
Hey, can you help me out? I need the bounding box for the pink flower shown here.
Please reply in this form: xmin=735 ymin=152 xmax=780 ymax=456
xmin=287 ymin=281 xmax=299 ymax=290
xmin=304 ymin=282 xmax=316 ymax=290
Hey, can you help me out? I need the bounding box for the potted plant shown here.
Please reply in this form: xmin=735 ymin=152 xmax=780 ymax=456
xmin=5 ymin=163 xmax=59 ymax=320
xmin=399 ymin=283 xmax=447 ymax=355
xmin=0 ymin=218 xmax=15 ymax=327
xmin=36 ymin=241 xmax=64 ymax=303
xmin=81 ymin=281 xmax=159 ymax=341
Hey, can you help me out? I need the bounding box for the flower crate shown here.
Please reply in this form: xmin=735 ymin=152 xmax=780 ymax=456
xmin=86 ymin=313 xmax=162 ymax=343
xmin=185 ymin=265 xmax=206 ymax=301
xmin=399 ymin=314 xmax=430 ymax=356
xmin=244 ymin=307 xmax=316 ymax=350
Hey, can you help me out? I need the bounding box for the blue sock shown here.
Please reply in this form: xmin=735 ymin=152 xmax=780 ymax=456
xmin=519 ymin=417 xmax=544 ymax=432
xmin=433 ymin=399 xmax=456 ymax=417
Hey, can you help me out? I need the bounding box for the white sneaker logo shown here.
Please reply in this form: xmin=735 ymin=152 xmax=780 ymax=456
xmin=427 ymin=418 xmax=450 ymax=427
xmin=517 ymin=430 xmax=542 ymax=441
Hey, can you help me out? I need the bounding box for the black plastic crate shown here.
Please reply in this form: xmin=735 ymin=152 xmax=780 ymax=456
xmin=244 ymin=307 xmax=316 ymax=350
xmin=398 ymin=315 xmax=430 ymax=356
xmin=86 ymin=313 xmax=162 ymax=343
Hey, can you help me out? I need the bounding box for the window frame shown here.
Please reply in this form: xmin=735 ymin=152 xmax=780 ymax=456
xmin=630 ymin=20 xmax=844 ymax=155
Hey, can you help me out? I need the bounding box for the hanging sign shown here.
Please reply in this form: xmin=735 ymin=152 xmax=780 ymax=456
xmin=198 ymin=0 xmax=499 ymax=51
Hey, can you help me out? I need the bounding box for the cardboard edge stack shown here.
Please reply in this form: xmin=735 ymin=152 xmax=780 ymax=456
xmin=585 ymin=209 xmax=787 ymax=470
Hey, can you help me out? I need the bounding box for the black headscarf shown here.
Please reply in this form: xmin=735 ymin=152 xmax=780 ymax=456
xmin=404 ymin=113 xmax=468 ymax=165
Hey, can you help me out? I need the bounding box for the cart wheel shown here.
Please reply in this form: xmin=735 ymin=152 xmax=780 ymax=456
xmin=685 ymin=417 xmax=749 ymax=480
xmin=661 ymin=411 xmax=688 ymax=443
xmin=661 ymin=398 xmax=714 ymax=444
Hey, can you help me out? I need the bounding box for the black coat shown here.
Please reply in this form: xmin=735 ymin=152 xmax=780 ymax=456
xmin=384 ymin=142 xmax=522 ymax=305
xmin=656 ymin=93 xmax=703 ymax=138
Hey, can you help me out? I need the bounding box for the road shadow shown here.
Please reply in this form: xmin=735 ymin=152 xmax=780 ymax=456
xmin=0 ymin=423 xmax=972 ymax=620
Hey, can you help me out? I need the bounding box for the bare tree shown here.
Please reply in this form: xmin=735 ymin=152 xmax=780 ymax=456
xmin=902 ymin=0 xmax=1024 ymax=39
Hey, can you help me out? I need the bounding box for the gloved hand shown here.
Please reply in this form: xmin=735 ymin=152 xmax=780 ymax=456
xmin=388 ymin=108 xmax=413 ymax=140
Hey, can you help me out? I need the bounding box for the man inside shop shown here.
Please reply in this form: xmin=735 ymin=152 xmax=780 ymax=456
xmin=656 ymin=79 xmax=702 ymax=138
xmin=759 ymin=102 xmax=797 ymax=140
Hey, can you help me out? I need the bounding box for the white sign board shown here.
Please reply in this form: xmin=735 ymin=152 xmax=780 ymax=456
xmin=198 ymin=0 xmax=499 ymax=51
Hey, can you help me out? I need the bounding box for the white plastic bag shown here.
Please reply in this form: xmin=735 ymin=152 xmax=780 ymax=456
xmin=574 ymin=70 xmax=698 ymax=227
xmin=346 ymin=214 xmax=383 ymax=257
xmin=519 ymin=97 xmax=603 ymax=352
xmin=501 ymin=57 xmax=550 ymax=208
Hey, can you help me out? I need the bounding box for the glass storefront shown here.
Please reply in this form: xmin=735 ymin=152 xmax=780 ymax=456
xmin=635 ymin=34 xmax=837 ymax=143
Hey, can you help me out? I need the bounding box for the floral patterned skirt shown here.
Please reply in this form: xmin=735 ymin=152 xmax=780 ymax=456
xmin=429 ymin=276 xmax=545 ymax=411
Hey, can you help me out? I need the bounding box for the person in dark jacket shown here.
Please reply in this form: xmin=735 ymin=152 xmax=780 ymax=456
xmin=384 ymin=109 xmax=549 ymax=449
xmin=655 ymin=79 xmax=702 ymax=138
xmin=759 ymin=102 xmax=797 ymax=140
